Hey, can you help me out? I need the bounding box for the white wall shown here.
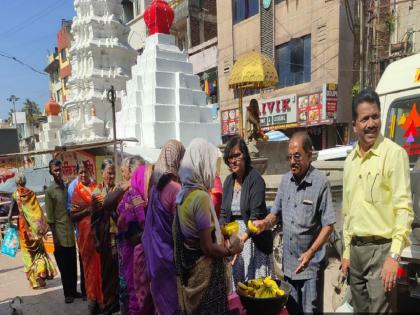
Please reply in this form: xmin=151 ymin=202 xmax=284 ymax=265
xmin=188 ymin=44 xmax=218 ymax=74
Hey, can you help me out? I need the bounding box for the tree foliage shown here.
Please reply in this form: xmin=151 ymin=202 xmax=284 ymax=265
xmin=21 ymin=99 xmax=42 ymax=125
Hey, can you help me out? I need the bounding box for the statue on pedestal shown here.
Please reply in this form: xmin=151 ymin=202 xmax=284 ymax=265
xmin=245 ymin=99 xmax=268 ymax=143
xmin=228 ymin=52 xmax=279 ymax=175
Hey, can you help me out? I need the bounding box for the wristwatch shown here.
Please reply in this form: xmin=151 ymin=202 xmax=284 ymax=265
xmin=389 ymin=252 xmax=401 ymax=262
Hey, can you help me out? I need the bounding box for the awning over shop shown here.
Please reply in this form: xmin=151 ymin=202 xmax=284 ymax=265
xmin=228 ymin=51 xmax=278 ymax=137
xmin=228 ymin=51 xmax=278 ymax=89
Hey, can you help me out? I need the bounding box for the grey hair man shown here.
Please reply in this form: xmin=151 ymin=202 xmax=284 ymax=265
xmin=253 ymin=131 xmax=335 ymax=314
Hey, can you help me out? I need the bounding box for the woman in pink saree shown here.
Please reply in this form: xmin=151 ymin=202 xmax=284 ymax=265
xmin=116 ymin=162 xmax=155 ymax=315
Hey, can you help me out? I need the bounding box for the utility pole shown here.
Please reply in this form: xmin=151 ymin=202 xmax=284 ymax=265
xmin=359 ymin=0 xmax=366 ymax=89
xmin=7 ymin=95 xmax=19 ymax=131
xmin=107 ymin=86 xmax=118 ymax=170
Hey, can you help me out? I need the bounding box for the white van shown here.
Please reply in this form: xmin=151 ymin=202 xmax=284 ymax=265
xmin=376 ymin=53 xmax=420 ymax=309
xmin=377 ymin=53 xmax=420 ymax=166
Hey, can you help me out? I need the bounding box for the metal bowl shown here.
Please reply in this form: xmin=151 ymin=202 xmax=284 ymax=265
xmin=236 ymin=279 xmax=291 ymax=315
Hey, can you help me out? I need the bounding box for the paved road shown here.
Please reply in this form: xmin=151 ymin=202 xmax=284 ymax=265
xmin=1 ymin=250 xmax=342 ymax=314
xmin=0 ymin=252 xmax=87 ymax=315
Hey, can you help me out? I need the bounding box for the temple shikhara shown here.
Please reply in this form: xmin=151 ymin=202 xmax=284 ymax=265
xmin=62 ymin=0 xmax=136 ymax=144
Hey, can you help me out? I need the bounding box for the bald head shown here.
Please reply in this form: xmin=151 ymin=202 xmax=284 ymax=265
xmin=288 ymin=131 xmax=313 ymax=178
xmin=290 ymin=131 xmax=313 ymax=153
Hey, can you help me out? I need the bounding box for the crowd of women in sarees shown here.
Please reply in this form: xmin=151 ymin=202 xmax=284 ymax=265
xmin=63 ymin=136 xmax=271 ymax=315
xmin=148 ymin=137 xmax=273 ymax=315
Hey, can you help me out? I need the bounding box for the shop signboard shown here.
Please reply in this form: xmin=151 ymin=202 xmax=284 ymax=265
xmin=298 ymin=93 xmax=322 ymax=125
xmin=221 ymin=108 xmax=240 ymax=136
xmin=298 ymin=83 xmax=338 ymax=127
xmin=323 ymin=83 xmax=338 ymax=120
xmin=259 ymin=94 xmax=297 ymax=130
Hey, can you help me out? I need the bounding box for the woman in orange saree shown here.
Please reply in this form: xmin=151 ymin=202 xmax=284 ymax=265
xmin=70 ymin=161 xmax=103 ymax=315
xmin=8 ymin=173 xmax=56 ymax=289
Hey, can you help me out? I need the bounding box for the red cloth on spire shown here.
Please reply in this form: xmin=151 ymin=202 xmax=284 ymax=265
xmin=144 ymin=0 xmax=174 ymax=35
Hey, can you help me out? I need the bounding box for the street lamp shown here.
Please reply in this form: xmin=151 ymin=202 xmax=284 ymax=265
xmin=7 ymin=95 xmax=19 ymax=127
xmin=107 ymin=85 xmax=118 ymax=169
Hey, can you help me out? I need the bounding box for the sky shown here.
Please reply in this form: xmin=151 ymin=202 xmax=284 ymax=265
xmin=0 ymin=0 xmax=75 ymax=121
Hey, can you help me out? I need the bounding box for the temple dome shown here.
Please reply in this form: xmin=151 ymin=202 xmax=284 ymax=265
xmin=144 ymin=0 xmax=174 ymax=35
xmin=45 ymin=98 xmax=61 ymax=116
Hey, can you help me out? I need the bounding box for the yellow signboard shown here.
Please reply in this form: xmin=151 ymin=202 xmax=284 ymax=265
xmin=416 ymin=68 xmax=420 ymax=83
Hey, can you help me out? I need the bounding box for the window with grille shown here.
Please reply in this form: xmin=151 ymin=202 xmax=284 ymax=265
xmin=275 ymin=34 xmax=311 ymax=88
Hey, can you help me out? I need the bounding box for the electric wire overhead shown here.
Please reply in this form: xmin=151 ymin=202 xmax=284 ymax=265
xmin=0 ymin=0 xmax=67 ymax=39
xmin=0 ymin=50 xmax=47 ymax=76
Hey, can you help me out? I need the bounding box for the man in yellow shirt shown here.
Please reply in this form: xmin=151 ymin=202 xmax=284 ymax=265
xmin=341 ymin=89 xmax=414 ymax=312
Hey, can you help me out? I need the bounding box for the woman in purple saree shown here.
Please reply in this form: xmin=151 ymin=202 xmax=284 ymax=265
xmin=116 ymin=162 xmax=154 ymax=315
xmin=143 ymin=140 xmax=185 ymax=315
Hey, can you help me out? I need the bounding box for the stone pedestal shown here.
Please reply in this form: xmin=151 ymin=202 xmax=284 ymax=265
xmin=256 ymin=141 xmax=290 ymax=175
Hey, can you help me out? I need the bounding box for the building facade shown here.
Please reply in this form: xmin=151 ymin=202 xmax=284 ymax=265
xmin=45 ymin=19 xmax=73 ymax=106
xmin=123 ymin=0 xmax=219 ymax=112
xmin=392 ymin=0 xmax=420 ymax=55
xmin=371 ymin=0 xmax=420 ymax=86
xmin=217 ymin=0 xmax=354 ymax=149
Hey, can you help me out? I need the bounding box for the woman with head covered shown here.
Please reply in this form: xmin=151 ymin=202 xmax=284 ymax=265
xmin=174 ymin=138 xmax=243 ymax=315
xmin=115 ymin=157 xmax=155 ymax=315
xmin=143 ymin=139 xmax=185 ymax=315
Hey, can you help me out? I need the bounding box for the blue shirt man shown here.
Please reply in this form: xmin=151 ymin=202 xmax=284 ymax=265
xmin=67 ymin=176 xmax=86 ymax=298
xmin=67 ymin=177 xmax=78 ymax=212
xmin=67 ymin=177 xmax=78 ymax=237
xmin=253 ymin=131 xmax=335 ymax=314
xmin=272 ymin=165 xmax=335 ymax=281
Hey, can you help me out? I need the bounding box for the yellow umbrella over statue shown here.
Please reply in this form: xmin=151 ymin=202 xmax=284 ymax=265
xmin=228 ymin=51 xmax=278 ymax=138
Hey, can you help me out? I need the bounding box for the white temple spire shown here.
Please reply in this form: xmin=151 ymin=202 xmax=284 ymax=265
xmin=62 ymin=0 xmax=136 ymax=144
